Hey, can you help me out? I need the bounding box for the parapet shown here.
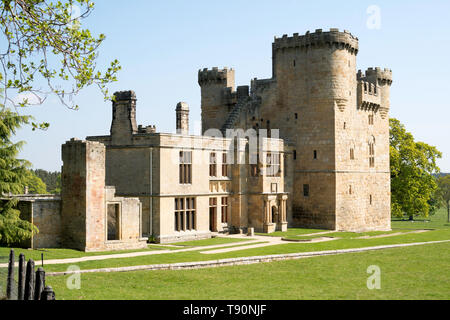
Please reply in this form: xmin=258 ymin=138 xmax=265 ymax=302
xmin=358 ymin=67 xmax=393 ymax=85
xmin=357 ymin=80 xmax=381 ymax=111
xmin=198 ymin=67 xmax=234 ymax=86
xmin=114 ymin=90 xmax=137 ymax=102
xmin=64 ymin=138 xmax=104 ymax=146
xmin=273 ymin=28 xmax=359 ymax=55
xmin=138 ymin=125 xmax=156 ymax=134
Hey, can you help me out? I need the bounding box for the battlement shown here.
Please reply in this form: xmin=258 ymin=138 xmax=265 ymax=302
xmin=65 ymin=138 xmax=104 ymax=147
xmin=357 ymin=80 xmax=381 ymax=111
xmin=138 ymin=125 xmax=156 ymax=134
xmin=358 ymin=67 xmax=393 ymax=85
xmin=273 ymin=28 xmax=359 ymax=55
xmin=114 ymin=90 xmax=137 ymax=102
xmin=198 ymin=67 xmax=235 ymax=86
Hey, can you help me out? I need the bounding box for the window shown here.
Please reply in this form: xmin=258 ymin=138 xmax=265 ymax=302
xmin=209 ymin=198 xmax=217 ymax=232
xmin=179 ymin=151 xmax=192 ymax=184
xmin=221 ymin=197 xmax=229 ymax=223
xmin=293 ymin=150 xmax=297 ymax=160
xmin=295 ymin=113 xmax=298 ymax=120
xmin=350 ymin=148 xmax=355 ymax=160
xmin=349 ymin=185 xmax=353 ymax=195
xmin=175 ymin=198 xmax=196 ymax=232
xmin=370 ymin=194 xmax=373 ymax=205
xmin=209 ymin=152 xmax=217 ymax=177
xmin=369 ymin=114 xmax=374 ymax=125
xmin=266 ymin=153 xmax=281 ymax=177
xmin=210 ymin=153 xmax=217 ymax=176
xmin=369 ymin=141 xmax=375 ymax=168
xmin=314 ymin=150 xmax=317 ymax=160
xmin=250 ymin=152 xmax=260 ymax=177
xmin=107 ymin=204 xmax=120 ymax=241
xmin=293 ymin=60 xmax=296 ymax=67
xmin=222 ymin=153 xmax=229 ymax=177
xmin=344 ymin=122 xmax=347 ymax=130
xmin=303 ymin=184 xmax=310 ymax=197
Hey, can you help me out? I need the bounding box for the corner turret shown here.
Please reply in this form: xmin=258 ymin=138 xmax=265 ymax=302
xmin=358 ymin=68 xmax=393 ymax=118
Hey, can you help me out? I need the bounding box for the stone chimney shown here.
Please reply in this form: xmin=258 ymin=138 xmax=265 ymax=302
xmin=110 ymin=91 xmax=138 ymax=145
xmin=176 ymin=102 xmax=189 ymax=135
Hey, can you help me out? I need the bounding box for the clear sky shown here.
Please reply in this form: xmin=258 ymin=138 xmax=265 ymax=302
xmin=13 ymin=0 xmax=450 ymax=172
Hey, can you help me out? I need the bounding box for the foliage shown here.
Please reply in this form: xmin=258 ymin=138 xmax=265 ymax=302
xmin=0 ymin=0 xmax=121 ymax=129
xmin=33 ymin=169 xmax=59 ymax=193
xmin=0 ymin=0 xmax=119 ymax=244
xmin=437 ymin=175 xmax=450 ymax=223
xmin=390 ymin=118 xmax=442 ymax=219
xmin=20 ymin=169 xmax=47 ymax=194
xmin=0 ymin=102 xmax=38 ymax=245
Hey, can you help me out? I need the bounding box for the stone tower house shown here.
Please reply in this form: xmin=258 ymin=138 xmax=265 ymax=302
xmin=199 ymin=28 xmax=392 ymax=232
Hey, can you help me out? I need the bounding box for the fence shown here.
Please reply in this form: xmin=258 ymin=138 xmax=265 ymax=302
xmin=2 ymin=249 xmax=55 ymax=301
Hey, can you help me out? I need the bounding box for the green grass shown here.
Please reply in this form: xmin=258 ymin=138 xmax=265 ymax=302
xmin=0 ymin=245 xmax=161 ymax=263
xmin=2 ymin=208 xmax=449 ymax=274
xmin=170 ymin=237 xmax=252 ymax=247
xmin=46 ymin=242 xmax=450 ymax=300
xmin=392 ymin=208 xmax=450 ymax=230
xmin=255 ymin=228 xmax=325 ymax=238
xmin=284 ymin=230 xmax=411 ymax=241
xmin=0 ymin=237 xmax=252 ymax=263
xmin=33 ymin=228 xmax=450 ymax=273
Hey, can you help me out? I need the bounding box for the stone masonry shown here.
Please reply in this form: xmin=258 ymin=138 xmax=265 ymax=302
xmin=9 ymin=28 xmax=391 ymax=250
xmin=200 ymin=28 xmax=392 ymax=232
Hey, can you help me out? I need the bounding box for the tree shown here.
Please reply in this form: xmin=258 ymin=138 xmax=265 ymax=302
xmin=21 ymin=169 xmax=47 ymax=194
xmin=33 ymin=169 xmax=60 ymax=193
xmin=0 ymin=0 xmax=120 ymax=244
xmin=437 ymin=175 xmax=450 ymax=223
xmin=390 ymin=118 xmax=442 ymax=220
xmin=0 ymin=104 xmax=38 ymax=245
xmin=1 ymin=0 xmax=121 ymax=120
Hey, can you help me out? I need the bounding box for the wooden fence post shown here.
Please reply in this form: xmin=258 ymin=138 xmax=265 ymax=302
xmin=18 ymin=253 xmax=26 ymax=301
xmin=6 ymin=249 xmax=15 ymax=300
xmin=34 ymin=268 xmax=45 ymax=300
xmin=24 ymin=259 xmax=35 ymax=301
xmin=42 ymin=286 xmax=55 ymax=301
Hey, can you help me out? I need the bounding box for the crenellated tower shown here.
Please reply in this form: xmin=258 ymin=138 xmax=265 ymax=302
xmin=198 ymin=28 xmax=392 ymax=232
xmin=198 ymin=67 xmax=235 ymax=133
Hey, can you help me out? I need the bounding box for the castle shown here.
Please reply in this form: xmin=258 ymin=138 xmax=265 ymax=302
xmin=9 ymin=28 xmax=392 ymax=251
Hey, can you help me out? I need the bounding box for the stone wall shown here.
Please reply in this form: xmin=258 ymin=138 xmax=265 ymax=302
xmin=61 ymin=139 xmax=146 ymax=252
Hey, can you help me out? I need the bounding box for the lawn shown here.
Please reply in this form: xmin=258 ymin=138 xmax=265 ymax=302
xmin=0 ymin=237 xmax=252 ymax=264
xmin=255 ymin=228 xmax=325 ymax=238
xmin=45 ymin=241 xmax=450 ymax=300
xmin=1 ymin=209 xmax=449 ymax=274
xmin=392 ymin=208 xmax=450 ymax=230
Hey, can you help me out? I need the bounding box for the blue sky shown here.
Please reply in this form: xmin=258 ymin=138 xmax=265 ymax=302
xmin=13 ymin=0 xmax=450 ymax=172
